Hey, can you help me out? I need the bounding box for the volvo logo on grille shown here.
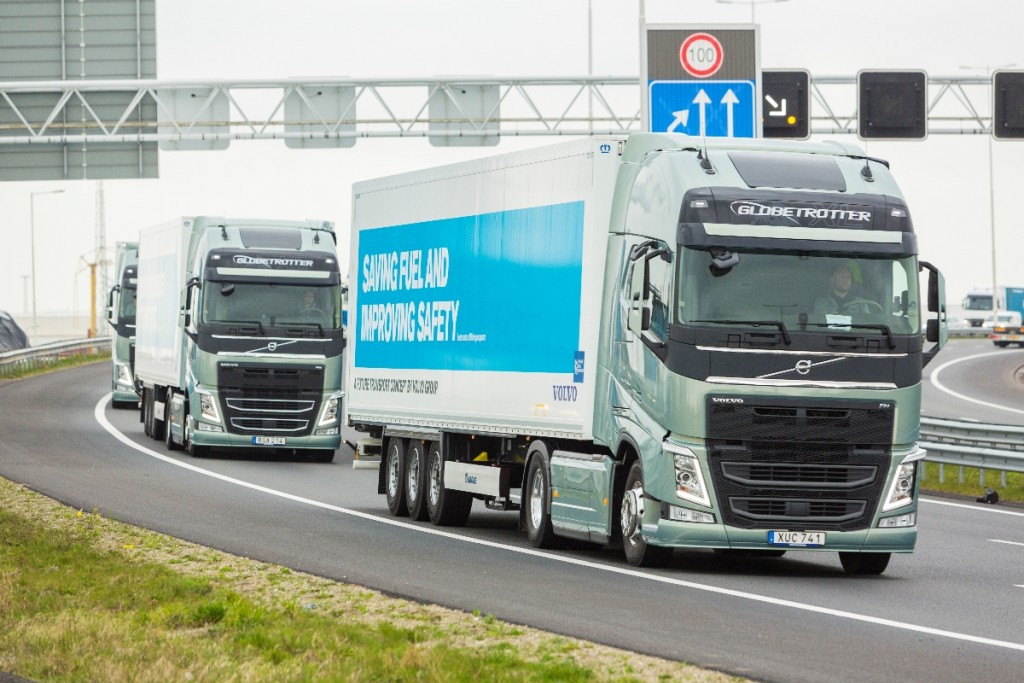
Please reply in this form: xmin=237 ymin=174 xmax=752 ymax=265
xmin=795 ymin=359 xmax=812 ymax=375
xmin=267 ymin=342 xmax=278 ymax=352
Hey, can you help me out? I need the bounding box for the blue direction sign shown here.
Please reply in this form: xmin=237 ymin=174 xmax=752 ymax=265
xmin=649 ymin=80 xmax=756 ymax=138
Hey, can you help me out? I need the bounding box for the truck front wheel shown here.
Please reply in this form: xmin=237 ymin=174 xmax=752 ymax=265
xmin=621 ymin=461 xmax=672 ymax=568
xmin=524 ymin=455 xmax=560 ymax=549
xmin=425 ymin=441 xmax=471 ymax=526
xmin=385 ymin=437 xmax=409 ymax=517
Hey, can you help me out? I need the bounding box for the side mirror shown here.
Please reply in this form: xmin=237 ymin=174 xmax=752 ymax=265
xmin=920 ymin=261 xmax=947 ymax=366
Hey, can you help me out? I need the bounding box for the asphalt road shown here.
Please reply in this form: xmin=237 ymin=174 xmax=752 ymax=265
xmin=2 ymin=340 xmax=1023 ymax=683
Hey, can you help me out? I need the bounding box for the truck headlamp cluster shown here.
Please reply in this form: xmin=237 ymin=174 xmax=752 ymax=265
xmin=882 ymin=458 xmax=919 ymax=512
xmin=115 ymin=362 xmax=133 ymax=387
xmin=196 ymin=389 xmax=221 ymax=424
xmin=318 ymin=391 xmax=344 ymax=427
xmin=664 ymin=442 xmax=711 ymax=508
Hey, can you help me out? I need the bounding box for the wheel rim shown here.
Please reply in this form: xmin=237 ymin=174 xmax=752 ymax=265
xmin=387 ymin=446 xmax=400 ymax=498
xmin=428 ymin=454 xmax=442 ymax=507
xmin=408 ymin=450 xmax=420 ymax=501
xmin=621 ymin=482 xmax=644 ymax=545
xmin=529 ymin=468 xmax=545 ymax=529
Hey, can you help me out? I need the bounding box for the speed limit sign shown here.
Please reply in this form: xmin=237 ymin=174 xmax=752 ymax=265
xmin=680 ymin=32 xmax=724 ymax=78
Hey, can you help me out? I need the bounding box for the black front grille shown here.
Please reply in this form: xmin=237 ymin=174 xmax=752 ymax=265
xmin=217 ymin=363 xmax=324 ymax=437
xmin=707 ymin=397 xmax=893 ymax=531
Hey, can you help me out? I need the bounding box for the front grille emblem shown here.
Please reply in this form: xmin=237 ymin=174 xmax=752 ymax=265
xmin=795 ymin=359 xmax=812 ymax=375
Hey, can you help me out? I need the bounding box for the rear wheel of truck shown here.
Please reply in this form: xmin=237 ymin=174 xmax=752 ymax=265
xmin=405 ymin=440 xmax=430 ymax=521
xmin=524 ymin=455 xmax=560 ymax=549
xmin=385 ymin=437 xmax=409 ymax=517
xmin=621 ymin=461 xmax=672 ymax=568
xmin=839 ymin=551 xmax=890 ymax=575
xmin=142 ymin=388 xmax=153 ymax=437
xmin=426 ymin=441 xmax=472 ymax=526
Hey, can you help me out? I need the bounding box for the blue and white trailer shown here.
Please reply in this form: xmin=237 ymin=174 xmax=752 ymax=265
xmin=345 ymin=134 xmax=948 ymax=574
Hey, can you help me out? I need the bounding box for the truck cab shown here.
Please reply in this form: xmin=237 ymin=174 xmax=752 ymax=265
xmin=106 ymin=241 xmax=139 ymax=408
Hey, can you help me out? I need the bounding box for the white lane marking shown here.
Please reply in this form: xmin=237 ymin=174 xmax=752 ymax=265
xmin=929 ymin=350 xmax=1024 ymax=416
xmin=94 ymin=394 xmax=1024 ymax=654
xmin=990 ymin=539 xmax=1024 ymax=548
xmin=923 ymin=499 xmax=1024 ymax=517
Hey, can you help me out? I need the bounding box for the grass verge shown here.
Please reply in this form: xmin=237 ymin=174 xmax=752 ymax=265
xmin=0 ymin=351 xmax=110 ymax=381
xmin=0 ymin=477 xmax=741 ymax=683
xmin=919 ymin=461 xmax=1024 ymax=503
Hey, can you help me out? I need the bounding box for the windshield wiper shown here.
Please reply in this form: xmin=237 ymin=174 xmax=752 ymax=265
xmin=692 ymin=319 xmax=791 ymax=345
xmin=805 ymin=322 xmax=895 ymax=349
xmin=285 ymin=321 xmax=325 ymax=337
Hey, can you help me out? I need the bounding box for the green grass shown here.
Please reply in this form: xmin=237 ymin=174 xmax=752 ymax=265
xmin=0 ymin=350 xmax=110 ymax=380
xmin=0 ymin=479 xmax=733 ymax=683
xmin=919 ymin=461 xmax=1024 ymax=502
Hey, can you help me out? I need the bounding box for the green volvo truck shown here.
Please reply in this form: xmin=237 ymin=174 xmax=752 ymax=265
xmin=135 ymin=216 xmax=345 ymax=461
xmin=106 ymin=241 xmax=139 ymax=408
xmin=346 ymin=134 xmax=947 ymax=574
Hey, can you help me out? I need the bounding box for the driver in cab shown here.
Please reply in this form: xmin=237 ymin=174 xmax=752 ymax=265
xmin=813 ymin=263 xmax=875 ymax=315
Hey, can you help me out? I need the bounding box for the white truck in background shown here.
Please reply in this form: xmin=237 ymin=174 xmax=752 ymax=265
xmin=134 ymin=216 xmax=346 ymax=461
xmin=345 ymin=134 xmax=947 ymax=575
xmin=106 ymin=241 xmax=139 ymax=408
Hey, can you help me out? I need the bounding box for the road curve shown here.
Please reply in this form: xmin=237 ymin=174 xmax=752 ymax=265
xmin=2 ymin=359 xmax=1023 ymax=683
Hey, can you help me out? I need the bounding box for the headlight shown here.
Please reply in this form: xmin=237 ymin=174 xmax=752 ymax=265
xmin=664 ymin=442 xmax=711 ymax=508
xmin=318 ymin=391 xmax=344 ymax=427
xmin=115 ymin=362 xmax=133 ymax=386
xmin=882 ymin=461 xmax=917 ymax=511
xmin=195 ymin=389 xmax=221 ymax=423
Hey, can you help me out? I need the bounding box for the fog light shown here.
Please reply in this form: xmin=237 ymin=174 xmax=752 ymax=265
xmin=315 ymin=427 xmax=339 ymax=436
xmin=196 ymin=422 xmax=223 ymax=433
xmin=878 ymin=512 xmax=916 ymax=528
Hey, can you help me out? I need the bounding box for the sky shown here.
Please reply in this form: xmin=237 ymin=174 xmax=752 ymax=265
xmin=1 ymin=0 xmax=1022 ymax=335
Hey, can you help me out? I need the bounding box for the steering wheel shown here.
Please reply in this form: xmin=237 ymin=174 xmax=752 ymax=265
xmin=840 ymin=299 xmax=884 ymax=314
xmin=301 ymin=307 xmax=326 ymax=318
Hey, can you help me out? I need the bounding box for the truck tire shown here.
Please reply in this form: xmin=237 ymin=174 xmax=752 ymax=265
xmin=405 ymin=440 xmax=430 ymax=521
xmin=426 ymin=441 xmax=472 ymax=526
xmin=524 ymin=455 xmax=560 ymax=549
xmin=839 ymin=551 xmax=890 ymax=575
xmin=621 ymin=461 xmax=672 ymax=568
xmin=150 ymin=388 xmax=165 ymax=442
xmin=385 ymin=437 xmax=409 ymax=517
xmin=163 ymin=390 xmax=180 ymax=451
xmin=142 ymin=388 xmax=152 ymax=437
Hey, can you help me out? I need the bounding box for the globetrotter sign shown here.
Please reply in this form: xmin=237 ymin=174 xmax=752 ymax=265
xmin=642 ymin=24 xmax=761 ymax=138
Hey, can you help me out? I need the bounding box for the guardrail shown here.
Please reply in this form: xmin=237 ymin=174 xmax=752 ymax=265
xmin=920 ymin=416 xmax=1024 ymax=489
xmin=0 ymin=337 xmax=111 ymax=379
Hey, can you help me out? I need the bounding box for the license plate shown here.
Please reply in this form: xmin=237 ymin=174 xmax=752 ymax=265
xmin=252 ymin=436 xmax=286 ymax=446
xmin=768 ymin=530 xmax=826 ymax=547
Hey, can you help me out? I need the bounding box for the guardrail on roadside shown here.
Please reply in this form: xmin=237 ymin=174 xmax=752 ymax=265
xmin=920 ymin=416 xmax=1024 ymax=488
xmin=0 ymin=337 xmax=112 ymax=379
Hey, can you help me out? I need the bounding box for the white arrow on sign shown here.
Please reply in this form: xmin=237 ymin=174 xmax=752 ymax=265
xmin=693 ymin=88 xmax=711 ymax=136
xmin=766 ymin=94 xmax=788 ymax=117
xmin=721 ymin=89 xmax=739 ymax=137
xmin=667 ymin=109 xmax=690 ymax=133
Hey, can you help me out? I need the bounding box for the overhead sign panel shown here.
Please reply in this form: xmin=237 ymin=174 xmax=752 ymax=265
xmin=642 ymin=25 xmax=761 ymax=138
xmin=857 ymin=70 xmax=928 ymax=140
xmin=762 ymin=69 xmax=810 ymax=139
xmin=0 ymin=0 xmax=157 ymax=180
xmin=993 ymin=70 xmax=1024 ymax=140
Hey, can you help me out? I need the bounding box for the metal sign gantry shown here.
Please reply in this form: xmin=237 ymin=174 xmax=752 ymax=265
xmin=0 ymin=73 xmax=1004 ymax=149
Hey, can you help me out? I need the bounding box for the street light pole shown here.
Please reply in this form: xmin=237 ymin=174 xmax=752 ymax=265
xmin=29 ymin=189 xmax=65 ymax=344
xmin=960 ymin=63 xmax=1016 ymax=318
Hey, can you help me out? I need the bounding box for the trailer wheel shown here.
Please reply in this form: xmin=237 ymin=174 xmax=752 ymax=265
xmin=142 ymin=388 xmax=153 ymax=437
xmin=150 ymin=388 xmax=166 ymax=442
xmin=385 ymin=437 xmax=409 ymax=517
xmin=406 ymin=440 xmax=429 ymax=521
xmin=426 ymin=441 xmax=471 ymax=526
xmin=163 ymin=390 xmax=180 ymax=451
xmin=524 ymin=455 xmax=560 ymax=549
xmin=621 ymin=461 xmax=672 ymax=568
xmin=839 ymin=551 xmax=890 ymax=575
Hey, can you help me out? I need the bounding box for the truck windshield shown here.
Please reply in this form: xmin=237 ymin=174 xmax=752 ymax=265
xmin=202 ymin=283 xmax=342 ymax=330
xmin=118 ymin=287 xmax=137 ymax=324
xmin=963 ymin=295 xmax=993 ymax=310
xmin=677 ymin=249 xmax=920 ymax=335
